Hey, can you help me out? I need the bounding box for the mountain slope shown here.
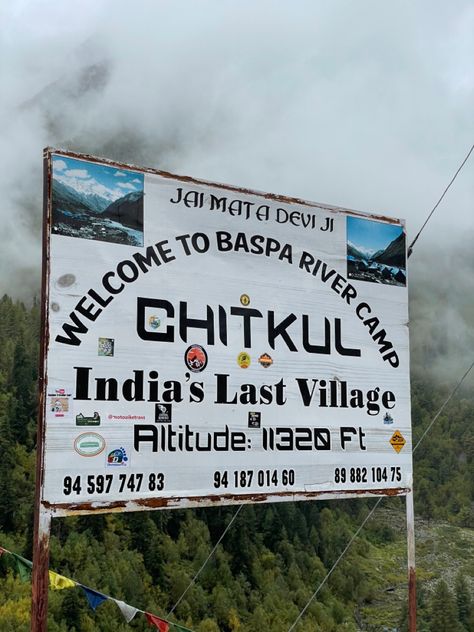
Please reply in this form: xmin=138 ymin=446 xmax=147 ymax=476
xmin=102 ymin=190 xmax=143 ymax=228
xmin=52 ymin=179 xmax=110 ymax=214
xmin=347 ymin=243 xmax=369 ymax=260
xmin=373 ymin=232 xmax=406 ymax=267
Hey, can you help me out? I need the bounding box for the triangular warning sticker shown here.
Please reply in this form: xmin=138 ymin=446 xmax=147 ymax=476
xmin=390 ymin=430 xmax=406 ymax=453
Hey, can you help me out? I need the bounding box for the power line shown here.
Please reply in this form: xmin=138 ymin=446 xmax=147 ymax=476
xmin=167 ymin=503 xmax=244 ymax=618
xmin=408 ymin=142 xmax=474 ymax=258
xmin=286 ymin=359 xmax=474 ymax=632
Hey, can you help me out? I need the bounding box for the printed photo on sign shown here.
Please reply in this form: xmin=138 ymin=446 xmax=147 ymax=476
xmin=50 ymin=397 xmax=69 ymax=417
xmin=98 ymin=337 xmax=114 ymax=357
xmin=51 ymin=156 xmax=144 ymax=246
xmin=347 ymin=216 xmax=406 ymax=286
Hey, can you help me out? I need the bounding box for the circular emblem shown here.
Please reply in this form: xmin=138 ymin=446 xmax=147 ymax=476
xmin=185 ymin=344 xmax=208 ymax=372
xmin=148 ymin=315 xmax=161 ymax=330
xmin=107 ymin=447 xmax=128 ymax=466
xmin=74 ymin=432 xmax=105 ymax=457
xmin=237 ymin=351 xmax=251 ymax=368
xmin=258 ymin=353 xmax=273 ymax=368
xmin=240 ymin=294 xmax=250 ymax=306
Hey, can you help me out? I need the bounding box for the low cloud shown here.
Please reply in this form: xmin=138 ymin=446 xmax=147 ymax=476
xmin=0 ymin=1 xmax=472 ymax=385
xmin=54 ymin=159 xmax=67 ymax=171
xmin=64 ymin=168 xmax=90 ymax=179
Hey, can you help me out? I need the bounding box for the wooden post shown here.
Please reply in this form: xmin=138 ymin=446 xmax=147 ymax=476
xmin=31 ymin=148 xmax=53 ymax=631
xmin=406 ymin=489 xmax=416 ymax=631
xmin=31 ymin=507 xmax=51 ymax=632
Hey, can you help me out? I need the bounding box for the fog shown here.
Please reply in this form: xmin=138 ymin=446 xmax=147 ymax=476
xmin=0 ymin=0 xmax=472 ymax=382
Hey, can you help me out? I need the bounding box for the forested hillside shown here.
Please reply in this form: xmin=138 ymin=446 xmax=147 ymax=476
xmin=0 ymin=295 xmax=472 ymax=631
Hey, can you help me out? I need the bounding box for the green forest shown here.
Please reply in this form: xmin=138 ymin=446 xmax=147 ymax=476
xmin=0 ymin=294 xmax=472 ymax=631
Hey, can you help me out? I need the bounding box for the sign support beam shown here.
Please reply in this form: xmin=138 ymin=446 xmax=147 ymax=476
xmin=406 ymin=488 xmax=416 ymax=631
xmin=31 ymin=507 xmax=51 ymax=632
xmin=31 ymin=149 xmax=52 ymax=632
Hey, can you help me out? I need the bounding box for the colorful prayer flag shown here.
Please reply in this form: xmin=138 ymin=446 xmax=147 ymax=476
xmin=12 ymin=553 xmax=33 ymax=582
xmin=80 ymin=585 xmax=108 ymax=610
xmin=49 ymin=571 xmax=76 ymax=590
xmin=114 ymin=599 xmax=139 ymax=623
xmin=145 ymin=612 xmax=170 ymax=631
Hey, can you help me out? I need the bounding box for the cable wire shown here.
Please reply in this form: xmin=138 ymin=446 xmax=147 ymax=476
xmin=286 ymin=359 xmax=474 ymax=631
xmin=167 ymin=504 xmax=244 ymax=617
xmin=408 ymin=143 xmax=474 ymax=258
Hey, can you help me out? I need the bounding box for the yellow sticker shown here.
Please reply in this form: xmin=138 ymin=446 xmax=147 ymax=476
xmin=390 ymin=430 xmax=406 ymax=453
xmin=240 ymin=294 xmax=250 ymax=306
xmin=237 ymin=352 xmax=251 ymax=368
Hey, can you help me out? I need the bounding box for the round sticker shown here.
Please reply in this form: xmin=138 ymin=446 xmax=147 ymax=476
xmin=240 ymin=294 xmax=250 ymax=306
xmin=148 ymin=315 xmax=161 ymax=330
xmin=185 ymin=345 xmax=208 ymax=372
xmin=258 ymin=353 xmax=273 ymax=368
xmin=237 ymin=352 xmax=251 ymax=368
xmin=74 ymin=432 xmax=105 ymax=457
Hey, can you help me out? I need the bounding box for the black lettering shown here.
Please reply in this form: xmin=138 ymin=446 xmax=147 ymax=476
xmin=340 ymin=427 xmax=357 ymax=449
xmin=87 ymin=288 xmax=113 ymax=308
xmin=74 ymin=366 xmax=92 ymax=400
xmin=95 ymin=377 xmax=119 ymax=401
xmin=179 ymin=301 xmax=215 ymax=344
xmin=215 ymin=373 xmax=237 ymax=404
xmin=123 ymin=370 xmax=145 ymax=401
xmin=56 ymin=312 xmax=89 ymax=346
xmin=102 ymin=271 xmax=125 ymax=295
xmin=75 ymin=296 xmax=102 ymax=322
xmin=170 ymin=188 xmax=183 ymax=204
xmin=268 ymin=312 xmax=297 ymax=351
xmin=117 ymin=260 xmax=139 ymax=283
xmin=335 ymin=318 xmax=361 ymax=357
xmin=302 ymin=316 xmax=330 ymax=354
xmin=372 ymin=328 xmax=394 ymax=355
xmin=134 ymin=425 xmax=158 ymax=451
xmin=230 ymin=307 xmax=263 ymax=347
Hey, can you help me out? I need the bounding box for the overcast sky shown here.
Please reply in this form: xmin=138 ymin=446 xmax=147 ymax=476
xmin=0 ymin=0 xmax=472 ymax=305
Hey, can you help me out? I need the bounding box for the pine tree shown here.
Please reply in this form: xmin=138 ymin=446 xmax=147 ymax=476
xmin=0 ymin=393 xmax=17 ymax=531
xmin=455 ymin=573 xmax=472 ymax=630
xmin=429 ymin=580 xmax=463 ymax=632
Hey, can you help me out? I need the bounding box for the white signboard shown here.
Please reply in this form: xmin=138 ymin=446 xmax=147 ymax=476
xmin=40 ymin=149 xmax=412 ymax=515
